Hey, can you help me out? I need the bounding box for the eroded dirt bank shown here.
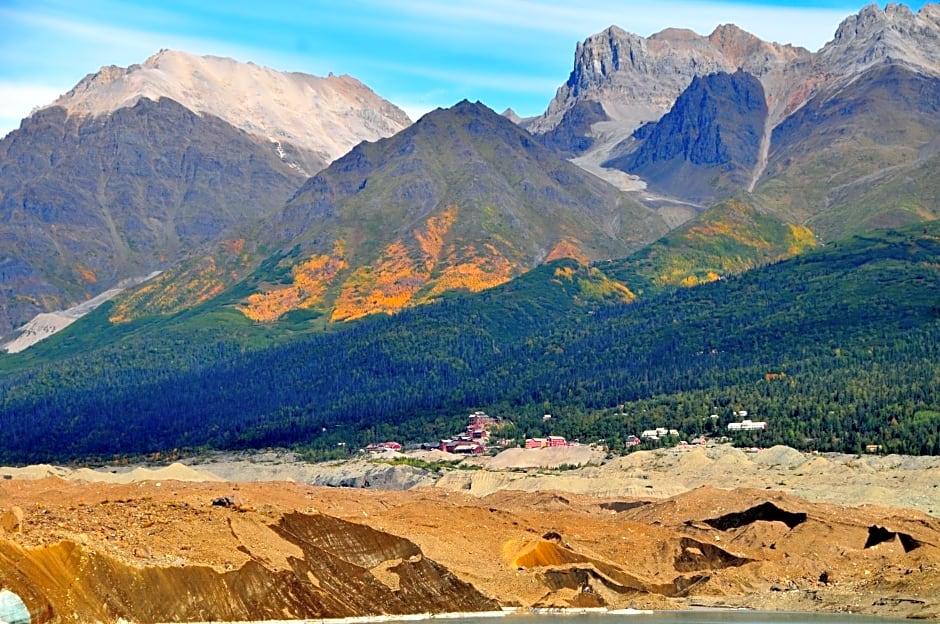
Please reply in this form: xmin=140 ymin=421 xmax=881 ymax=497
xmin=1 ymin=475 xmax=938 ymax=622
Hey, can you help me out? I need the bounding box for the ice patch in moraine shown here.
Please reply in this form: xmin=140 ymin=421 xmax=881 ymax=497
xmin=0 ymin=589 xmax=30 ymax=624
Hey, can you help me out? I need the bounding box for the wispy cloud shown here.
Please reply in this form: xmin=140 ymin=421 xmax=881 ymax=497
xmin=0 ymin=0 xmax=923 ymax=135
xmin=352 ymin=0 xmax=860 ymax=50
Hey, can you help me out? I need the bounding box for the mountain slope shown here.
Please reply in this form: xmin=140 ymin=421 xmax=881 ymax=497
xmin=0 ymin=51 xmax=411 ymax=337
xmin=755 ymin=63 xmax=940 ymax=239
xmin=0 ymin=98 xmax=307 ymax=335
xmin=114 ymin=100 xmax=668 ymax=324
xmin=600 ymin=197 xmax=817 ymax=296
xmin=0 ymin=222 xmax=937 ymax=462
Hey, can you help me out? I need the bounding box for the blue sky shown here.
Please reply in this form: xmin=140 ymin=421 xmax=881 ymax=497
xmin=0 ymin=1 xmax=929 ymax=137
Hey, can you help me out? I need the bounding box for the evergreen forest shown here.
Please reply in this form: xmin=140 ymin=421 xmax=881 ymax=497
xmin=0 ymin=224 xmax=938 ymax=464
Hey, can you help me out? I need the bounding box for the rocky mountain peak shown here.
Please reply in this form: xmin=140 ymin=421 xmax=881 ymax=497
xmin=833 ymin=3 xmax=915 ymax=42
xmin=708 ymin=24 xmax=809 ymax=74
xmin=46 ymin=49 xmax=412 ymax=166
xmin=530 ymin=25 xmax=729 ymax=135
xmin=819 ymin=2 xmax=940 ymax=79
xmin=529 ymin=20 xmax=808 ymax=139
xmin=501 ymin=108 xmax=523 ymax=124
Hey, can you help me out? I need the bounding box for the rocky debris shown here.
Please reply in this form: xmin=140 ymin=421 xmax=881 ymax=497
xmin=0 ymin=492 xmax=498 ymax=623
xmin=211 ymin=496 xmax=236 ymax=508
xmin=1 ymin=472 xmax=939 ymax=621
xmin=0 ymin=507 xmax=24 ymax=533
xmin=485 ymin=445 xmax=603 ymax=470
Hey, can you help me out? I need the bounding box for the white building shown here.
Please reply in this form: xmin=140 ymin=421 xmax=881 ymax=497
xmin=727 ymin=419 xmax=767 ymax=431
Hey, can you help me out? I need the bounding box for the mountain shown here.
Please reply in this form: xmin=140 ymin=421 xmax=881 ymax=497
xmin=528 ymin=22 xmax=807 ymax=192
xmin=757 ymin=62 xmax=940 ymax=239
xmin=603 ymin=70 xmax=767 ymax=204
xmin=112 ymin=100 xmax=668 ymax=324
xmin=52 ymin=50 xmax=412 ymax=172
xmin=0 ymin=50 xmax=411 ymax=337
xmin=538 ymin=4 xmax=940 ymax=240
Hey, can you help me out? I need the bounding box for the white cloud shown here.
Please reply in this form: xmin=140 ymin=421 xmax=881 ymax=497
xmin=0 ymin=82 xmax=69 ymax=138
xmin=0 ymin=0 xmax=886 ymax=136
xmin=355 ymin=0 xmax=856 ymax=51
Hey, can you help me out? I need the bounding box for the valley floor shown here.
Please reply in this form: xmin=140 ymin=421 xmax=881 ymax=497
xmin=1 ymin=445 xmax=939 ymax=622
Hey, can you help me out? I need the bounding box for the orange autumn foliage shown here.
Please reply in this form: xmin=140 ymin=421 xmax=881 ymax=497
xmin=241 ymin=243 xmax=348 ymax=322
xmin=221 ymin=238 xmax=246 ymax=256
xmin=425 ymin=255 xmax=514 ymax=298
xmin=76 ymin=266 xmax=97 ymax=284
xmin=414 ymin=206 xmax=458 ymax=269
xmin=545 ymin=240 xmax=589 ymax=265
xmin=331 ymin=241 xmax=426 ymax=321
xmin=787 ymin=224 xmax=817 ymax=255
xmin=333 ymin=211 xmax=516 ymax=321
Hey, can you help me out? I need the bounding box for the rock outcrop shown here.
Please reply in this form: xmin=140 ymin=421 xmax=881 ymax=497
xmin=529 ymin=23 xmax=805 ymax=154
xmin=0 ymin=506 xmax=23 ymax=534
xmin=604 ymin=70 xmax=767 ymax=203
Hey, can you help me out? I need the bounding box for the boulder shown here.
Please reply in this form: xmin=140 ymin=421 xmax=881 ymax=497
xmin=0 ymin=507 xmax=24 ymax=534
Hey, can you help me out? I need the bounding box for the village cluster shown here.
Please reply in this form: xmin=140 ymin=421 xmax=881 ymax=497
xmin=363 ymin=409 xmax=771 ymax=456
xmin=363 ymin=411 xmax=507 ymax=455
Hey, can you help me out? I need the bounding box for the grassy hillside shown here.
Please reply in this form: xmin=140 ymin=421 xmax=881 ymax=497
xmin=602 ymin=197 xmax=817 ymax=296
xmin=757 ymin=65 xmax=940 ymax=240
xmin=0 ymin=222 xmax=937 ymax=462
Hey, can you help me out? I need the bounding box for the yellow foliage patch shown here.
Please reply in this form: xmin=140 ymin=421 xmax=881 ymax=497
xmin=241 ymin=244 xmax=348 ymax=322
xmin=554 ymin=266 xmax=576 ymax=281
xmin=331 ymin=241 xmax=427 ymax=321
xmin=424 ymin=251 xmax=515 ymax=299
xmin=110 ymin=256 xmax=226 ymax=324
xmin=578 ymin=268 xmax=636 ymax=303
xmin=332 ymin=210 xmax=517 ymax=321
xmin=787 ymin=224 xmax=817 ymax=255
xmin=414 ymin=205 xmax=458 ymax=269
